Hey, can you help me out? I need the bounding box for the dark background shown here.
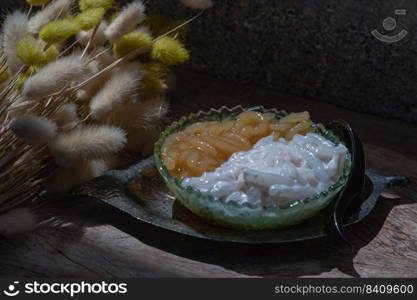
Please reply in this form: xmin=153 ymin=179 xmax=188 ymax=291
xmin=2 ymin=0 xmax=417 ymax=122
xmin=147 ymin=0 xmax=417 ymax=123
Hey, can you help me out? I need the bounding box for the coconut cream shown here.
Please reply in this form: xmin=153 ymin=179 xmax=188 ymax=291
xmin=182 ymin=133 xmax=348 ymax=206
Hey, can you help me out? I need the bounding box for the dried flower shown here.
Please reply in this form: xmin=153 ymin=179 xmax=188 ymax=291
xmin=47 ymin=159 xmax=110 ymax=194
xmin=43 ymin=44 xmax=60 ymax=63
xmin=105 ymin=97 xmax=168 ymax=155
xmin=51 ymin=125 xmax=127 ymax=165
xmin=16 ymin=36 xmax=44 ymax=66
xmin=16 ymin=35 xmax=59 ymax=67
xmin=109 ymin=96 xmax=168 ymax=129
xmin=104 ymin=0 xmax=146 ymax=42
xmin=79 ymin=0 xmax=114 ymax=11
xmin=74 ymin=7 xmax=106 ymax=31
xmin=28 ymin=0 xmax=72 ymax=34
xmin=39 ymin=18 xmax=81 ymax=44
xmin=76 ymin=48 xmax=114 ymax=100
xmin=143 ymin=62 xmax=169 ymax=78
xmin=16 ymin=66 xmax=38 ymax=90
xmin=92 ymin=47 xmax=115 ymax=67
xmin=76 ymin=68 xmax=111 ymax=101
xmin=9 ymin=115 xmax=57 ymax=144
xmin=77 ymin=20 xmax=108 ymax=46
xmin=0 ymin=208 xmax=37 ymax=236
xmin=77 ymin=77 xmax=109 ymax=101
xmin=138 ymin=62 xmax=169 ymax=96
xmin=181 ymin=0 xmax=213 ymax=10
xmin=113 ymin=28 xmax=153 ymax=58
xmin=51 ymin=103 xmax=79 ymax=129
xmin=22 ymin=53 xmax=87 ymax=99
xmin=90 ymin=63 xmax=142 ymax=120
xmin=0 ymin=65 xmax=10 ymax=83
xmin=1 ymin=11 xmax=29 ymax=74
xmin=27 ymin=0 xmax=52 ymax=6
xmin=136 ymin=96 xmax=169 ymax=124
xmin=151 ymin=36 xmax=189 ymax=65
xmin=1 ymin=0 xmax=195 ymax=227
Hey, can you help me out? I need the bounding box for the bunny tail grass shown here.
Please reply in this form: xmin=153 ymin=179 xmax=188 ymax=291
xmin=39 ymin=18 xmax=81 ymax=44
xmin=51 ymin=125 xmax=127 ymax=165
xmin=51 ymin=103 xmax=79 ymax=129
xmin=151 ymin=36 xmax=189 ymax=66
xmin=27 ymin=0 xmax=52 ymax=6
xmin=22 ymin=53 xmax=87 ymax=100
xmin=77 ymin=20 xmax=108 ymax=46
xmin=74 ymin=7 xmax=106 ymax=31
xmin=104 ymin=0 xmax=146 ymax=43
xmin=9 ymin=115 xmax=57 ymax=144
xmin=105 ymin=96 xmax=168 ymax=133
xmin=135 ymin=96 xmax=169 ymax=124
xmin=16 ymin=35 xmax=59 ymax=67
xmin=113 ymin=27 xmax=153 ymax=58
xmin=1 ymin=11 xmax=29 ymax=75
xmin=89 ymin=62 xmax=142 ymax=120
xmin=79 ymin=0 xmax=114 ymax=11
xmin=28 ymin=0 xmax=72 ymax=34
xmin=47 ymin=159 xmax=109 ymax=194
xmin=76 ymin=69 xmax=111 ymax=101
xmin=0 ymin=208 xmax=37 ymax=236
xmin=104 ymin=97 xmax=168 ymax=155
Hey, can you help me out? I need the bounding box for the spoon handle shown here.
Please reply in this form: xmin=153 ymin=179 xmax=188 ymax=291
xmin=325 ymin=120 xmax=366 ymax=251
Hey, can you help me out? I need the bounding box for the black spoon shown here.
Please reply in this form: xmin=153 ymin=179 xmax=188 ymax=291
xmin=326 ymin=120 xmax=366 ymax=251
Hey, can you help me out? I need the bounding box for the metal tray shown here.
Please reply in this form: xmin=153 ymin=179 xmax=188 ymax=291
xmin=71 ymin=156 xmax=409 ymax=243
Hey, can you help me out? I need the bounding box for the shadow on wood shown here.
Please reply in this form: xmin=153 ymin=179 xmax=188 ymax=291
xmin=34 ymin=188 xmax=414 ymax=278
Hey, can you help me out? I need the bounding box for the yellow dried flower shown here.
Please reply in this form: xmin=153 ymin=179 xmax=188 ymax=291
xmin=143 ymin=62 xmax=169 ymax=78
xmin=143 ymin=15 xmax=169 ymax=33
xmin=17 ymin=67 xmax=38 ymax=90
xmin=16 ymin=36 xmax=43 ymax=66
xmin=151 ymin=37 xmax=189 ymax=66
xmin=43 ymin=44 xmax=60 ymax=63
xmin=39 ymin=18 xmax=81 ymax=44
xmin=79 ymin=0 xmax=114 ymax=11
xmin=158 ymin=20 xmax=189 ymax=41
xmin=139 ymin=74 xmax=168 ymax=97
xmin=0 ymin=66 xmax=10 ymax=83
xmin=138 ymin=62 xmax=170 ymax=96
xmin=16 ymin=35 xmax=59 ymax=67
xmin=17 ymin=73 xmax=30 ymax=90
xmin=74 ymin=8 xmax=106 ymax=31
xmin=113 ymin=30 xmax=153 ymax=58
xmin=26 ymin=0 xmax=51 ymax=6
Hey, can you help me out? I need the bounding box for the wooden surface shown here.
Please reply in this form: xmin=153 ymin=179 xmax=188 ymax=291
xmin=1 ymin=69 xmax=417 ymax=278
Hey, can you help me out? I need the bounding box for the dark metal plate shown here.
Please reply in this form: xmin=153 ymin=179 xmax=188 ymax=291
xmin=71 ymin=156 xmax=409 ymax=243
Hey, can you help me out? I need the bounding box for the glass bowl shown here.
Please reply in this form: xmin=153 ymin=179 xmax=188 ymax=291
xmin=154 ymin=106 xmax=352 ymax=230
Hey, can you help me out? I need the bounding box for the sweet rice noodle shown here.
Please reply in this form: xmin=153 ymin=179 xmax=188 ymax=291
xmin=182 ymin=133 xmax=348 ymax=206
xmin=162 ymin=111 xmax=313 ymax=179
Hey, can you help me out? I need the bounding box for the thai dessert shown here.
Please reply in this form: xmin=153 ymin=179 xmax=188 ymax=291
xmin=155 ymin=107 xmax=351 ymax=230
xmin=182 ymin=133 xmax=347 ymax=207
xmin=162 ymin=111 xmax=313 ymax=179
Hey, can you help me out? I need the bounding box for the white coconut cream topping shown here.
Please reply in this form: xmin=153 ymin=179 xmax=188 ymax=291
xmin=182 ymin=133 xmax=348 ymax=206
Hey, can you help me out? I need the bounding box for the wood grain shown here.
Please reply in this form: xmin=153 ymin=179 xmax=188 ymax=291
xmin=0 ymin=69 xmax=416 ymax=278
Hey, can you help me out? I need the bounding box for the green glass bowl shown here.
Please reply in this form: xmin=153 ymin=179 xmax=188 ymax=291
xmin=154 ymin=106 xmax=352 ymax=230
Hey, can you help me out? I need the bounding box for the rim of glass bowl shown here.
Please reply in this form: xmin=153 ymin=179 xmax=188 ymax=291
xmin=154 ymin=105 xmax=352 ymax=211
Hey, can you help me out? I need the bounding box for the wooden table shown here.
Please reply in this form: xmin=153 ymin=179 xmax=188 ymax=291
xmin=1 ymin=69 xmax=416 ymax=278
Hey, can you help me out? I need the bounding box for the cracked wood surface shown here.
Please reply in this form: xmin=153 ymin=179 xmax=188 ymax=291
xmin=0 ymin=69 xmax=416 ymax=278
